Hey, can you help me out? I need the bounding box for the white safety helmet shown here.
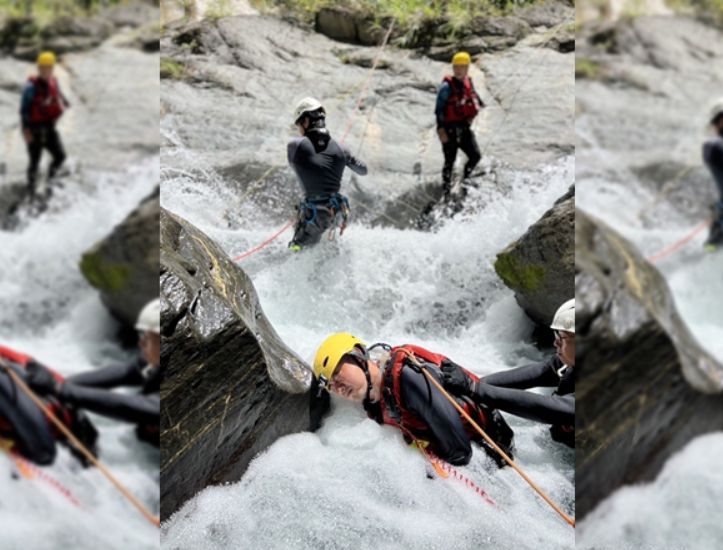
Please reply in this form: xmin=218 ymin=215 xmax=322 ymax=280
xmin=550 ymin=299 xmax=575 ymax=334
xmin=709 ymin=98 xmax=723 ymax=125
xmin=293 ymin=97 xmax=324 ymax=125
xmin=135 ymin=299 xmax=160 ymax=334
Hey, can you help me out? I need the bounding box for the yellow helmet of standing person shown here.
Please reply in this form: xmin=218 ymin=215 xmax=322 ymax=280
xmin=37 ymin=51 xmax=57 ymax=67
xmin=313 ymin=332 xmax=365 ymax=389
xmin=452 ymin=51 xmax=471 ymax=66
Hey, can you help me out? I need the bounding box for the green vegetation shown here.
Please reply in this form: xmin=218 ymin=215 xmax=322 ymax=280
xmin=669 ymin=0 xmax=723 ymax=23
xmin=250 ymin=0 xmax=544 ymax=36
xmin=161 ymin=57 xmax=187 ymax=79
xmin=0 ymin=0 xmax=126 ymax=25
xmin=575 ymin=58 xmax=602 ymax=80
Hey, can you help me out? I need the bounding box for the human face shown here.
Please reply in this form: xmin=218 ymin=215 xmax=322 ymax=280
xmin=554 ymin=331 xmax=575 ymax=366
xmin=453 ymin=64 xmax=468 ymax=79
xmin=139 ymin=331 xmax=160 ymax=367
xmin=38 ymin=65 xmax=53 ymax=80
xmin=715 ymin=116 xmax=723 ymax=136
xmin=328 ymin=358 xmax=368 ymax=402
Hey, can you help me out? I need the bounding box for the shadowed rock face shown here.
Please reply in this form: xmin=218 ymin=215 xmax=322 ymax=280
xmin=494 ymin=185 xmax=574 ymax=326
xmin=160 ymin=208 xmax=311 ymax=519
xmin=80 ymin=187 xmax=160 ymax=329
xmin=575 ymin=209 xmax=723 ymax=519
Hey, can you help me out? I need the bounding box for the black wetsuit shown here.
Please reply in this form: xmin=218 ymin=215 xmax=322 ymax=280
xmin=435 ymin=78 xmax=482 ymax=187
xmin=474 ymin=356 xmax=574 ymax=447
xmin=0 ymin=364 xmax=56 ymax=465
xmin=703 ymin=135 xmax=723 ymax=246
xmin=287 ymin=129 xmax=367 ymax=248
xmin=60 ymin=359 xmax=160 ymax=446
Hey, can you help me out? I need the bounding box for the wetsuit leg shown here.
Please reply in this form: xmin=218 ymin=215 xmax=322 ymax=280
xmin=26 ymin=128 xmax=43 ymax=197
xmin=460 ymin=126 xmax=481 ymax=178
xmin=46 ymin=126 xmax=66 ymax=179
xmin=441 ymin=130 xmax=459 ymax=187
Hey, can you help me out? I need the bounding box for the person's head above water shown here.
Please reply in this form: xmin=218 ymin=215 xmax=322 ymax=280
xmin=36 ymin=51 xmax=56 ymax=80
xmin=451 ymin=51 xmax=471 ymax=80
xmin=135 ymin=299 xmax=160 ymax=367
xmin=710 ymin=99 xmax=723 ymax=135
xmin=550 ymin=299 xmax=575 ymax=367
xmin=293 ymin=97 xmax=326 ymax=136
xmin=313 ymin=333 xmax=382 ymax=403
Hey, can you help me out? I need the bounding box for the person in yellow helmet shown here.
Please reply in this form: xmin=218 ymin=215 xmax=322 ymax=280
xmin=20 ymin=51 xmax=69 ymax=204
xmin=311 ymin=333 xmax=514 ymax=467
xmin=435 ymin=51 xmax=484 ymax=197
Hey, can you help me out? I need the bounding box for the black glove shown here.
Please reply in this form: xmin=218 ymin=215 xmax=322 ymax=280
xmin=24 ymin=360 xmax=62 ymax=396
xmin=440 ymin=359 xmax=474 ymax=396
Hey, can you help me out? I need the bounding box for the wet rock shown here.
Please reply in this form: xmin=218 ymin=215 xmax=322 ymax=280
xmin=471 ymin=15 xmax=532 ymax=41
xmin=39 ymin=15 xmax=114 ymax=54
xmin=102 ymin=2 xmax=160 ymax=29
xmin=160 ymin=208 xmax=310 ymax=518
xmin=80 ymin=188 xmax=160 ymax=329
xmin=576 ymin=209 xmax=723 ymax=519
xmin=0 ymin=181 xmax=27 ymax=230
xmin=315 ymin=7 xmax=358 ymax=44
xmin=494 ymin=185 xmax=575 ymax=326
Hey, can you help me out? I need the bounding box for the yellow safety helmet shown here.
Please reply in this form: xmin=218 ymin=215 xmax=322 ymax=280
xmin=313 ymin=332 xmax=365 ymax=390
xmin=452 ymin=51 xmax=471 ymax=66
xmin=37 ymin=51 xmax=56 ymax=67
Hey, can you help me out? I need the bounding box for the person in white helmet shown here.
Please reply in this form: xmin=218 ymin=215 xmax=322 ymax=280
xmin=703 ymin=99 xmax=723 ymax=251
xmin=24 ymin=299 xmax=161 ymax=447
xmin=441 ymin=299 xmax=575 ymax=447
xmin=287 ymin=97 xmax=368 ymax=251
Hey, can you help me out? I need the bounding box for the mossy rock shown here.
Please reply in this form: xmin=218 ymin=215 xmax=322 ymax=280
xmin=494 ymin=253 xmax=546 ymax=293
xmin=79 ymin=253 xmax=132 ymax=292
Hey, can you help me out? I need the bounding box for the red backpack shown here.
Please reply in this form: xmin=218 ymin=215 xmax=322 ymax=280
xmin=28 ymin=76 xmax=65 ymax=123
xmin=443 ymin=76 xmax=480 ymax=123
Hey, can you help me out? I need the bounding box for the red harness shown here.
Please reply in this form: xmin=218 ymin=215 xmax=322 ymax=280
xmin=28 ymin=76 xmax=65 ymax=123
xmin=378 ymin=344 xmax=490 ymax=445
xmin=443 ymin=76 xmax=480 ymax=124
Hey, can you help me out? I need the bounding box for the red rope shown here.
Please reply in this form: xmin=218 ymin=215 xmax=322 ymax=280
xmin=232 ymin=220 xmax=294 ymax=262
xmin=10 ymin=450 xmax=82 ymax=507
xmin=646 ymin=220 xmax=711 ymax=263
xmin=429 ymin=455 xmax=497 ymax=507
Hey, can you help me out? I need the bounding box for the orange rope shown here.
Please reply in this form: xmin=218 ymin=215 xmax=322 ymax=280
xmin=646 ymin=220 xmax=712 ymax=263
xmin=2 ymin=364 xmax=160 ymax=528
xmin=232 ymin=219 xmax=295 ymax=262
xmin=7 ymin=449 xmax=82 ymax=507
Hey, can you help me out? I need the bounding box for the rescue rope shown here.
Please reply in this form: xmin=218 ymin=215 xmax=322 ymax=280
xmin=396 ymin=350 xmax=575 ymax=527
xmin=400 ymin=427 xmax=497 ymax=507
xmin=646 ymin=219 xmax=712 ymax=263
xmin=231 ymin=19 xmax=396 ymax=262
xmin=1 ymin=363 xmax=160 ymax=528
xmin=2 ymin=445 xmax=82 ymax=507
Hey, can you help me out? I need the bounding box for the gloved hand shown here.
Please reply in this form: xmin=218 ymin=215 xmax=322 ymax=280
xmin=440 ymin=359 xmax=474 ymax=396
xmin=24 ymin=360 xmax=62 ymax=396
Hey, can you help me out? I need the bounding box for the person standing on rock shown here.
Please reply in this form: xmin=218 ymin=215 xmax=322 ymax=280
xmin=436 ymin=51 xmax=484 ymax=197
xmin=311 ymin=333 xmax=514 ymax=467
xmin=287 ymin=97 xmax=368 ymax=251
xmin=703 ymin=99 xmax=723 ymax=251
xmin=20 ymin=51 xmax=69 ymax=204
xmin=24 ymin=299 xmax=161 ymax=448
xmin=441 ymin=299 xmax=575 ymax=448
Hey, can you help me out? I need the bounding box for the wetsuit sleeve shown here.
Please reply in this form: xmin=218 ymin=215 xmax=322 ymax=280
xmin=66 ymin=361 xmax=144 ymax=389
xmin=342 ymin=146 xmax=368 ymax=175
xmin=59 ymin=383 xmax=159 ymax=425
xmin=482 ymin=356 xmax=561 ymax=389
xmin=709 ymin=140 xmax=723 ymax=167
xmin=400 ymin=367 xmax=472 ymax=465
xmin=435 ymin=82 xmax=451 ymax=128
xmin=0 ymin=373 xmax=56 ymax=465
xmin=20 ymin=82 xmax=35 ymax=129
xmin=287 ymin=139 xmax=301 ymax=167
xmin=474 ymin=384 xmax=574 ymax=426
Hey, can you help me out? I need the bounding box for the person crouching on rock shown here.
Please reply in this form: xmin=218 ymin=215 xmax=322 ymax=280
xmin=24 ymin=299 xmax=161 ymax=448
xmin=20 ymin=51 xmax=69 ymax=204
xmin=311 ymin=333 xmax=514 ymax=467
xmin=436 ymin=51 xmax=484 ymax=197
xmin=441 ymin=299 xmax=575 ymax=448
xmin=703 ymin=99 xmax=723 ymax=251
xmin=0 ymin=345 xmax=98 ymax=467
xmin=287 ymin=97 xmax=368 ymax=251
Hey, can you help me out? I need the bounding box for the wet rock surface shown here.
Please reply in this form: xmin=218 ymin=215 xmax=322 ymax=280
xmin=495 ymin=185 xmax=574 ymax=325
xmin=160 ymin=208 xmax=310 ymax=519
xmin=575 ymin=210 xmax=723 ymax=519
